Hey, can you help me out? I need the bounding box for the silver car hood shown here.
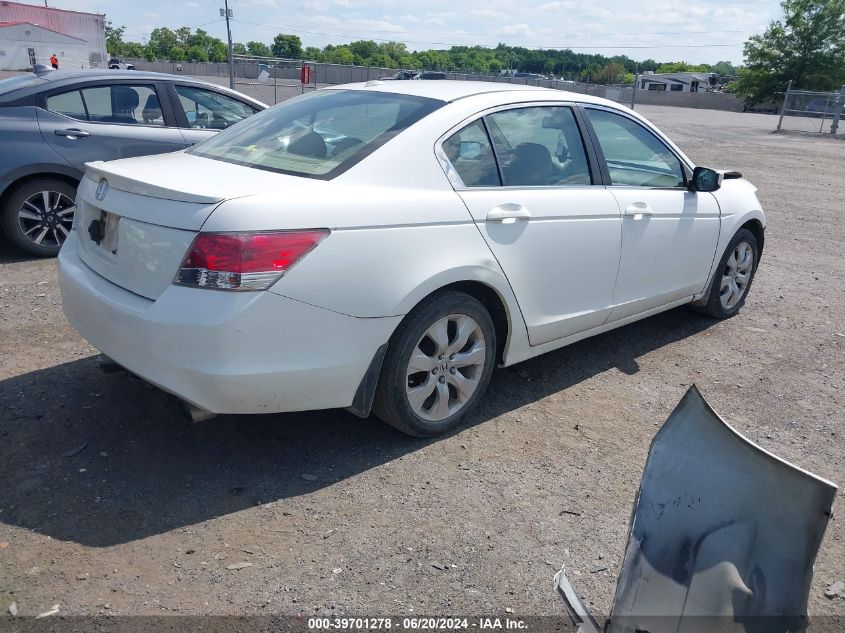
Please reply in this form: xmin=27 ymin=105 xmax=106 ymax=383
xmin=557 ymin=386 xmax=837 ymax=633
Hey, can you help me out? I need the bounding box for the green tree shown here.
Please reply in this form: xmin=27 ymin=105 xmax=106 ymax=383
xmin=187 ymin=45 xmax=209 ymax=62
xmin=710 ymin=61 xmax=738 ymax=76
xmin=272 ymin=34 xmax=303 ymax=59
xmin=247 ymin=41 xmax=272 ymax=57
xmin=348 ymin=40 xmax=379 ymax=61
xmin=233 ymin=42 xmax=247 ymax=56
xmin=147 ymin=27 xmax=178 ymax=59
xmin=105 ymin=20 xmax=125 ymax=55
xmin=303 ymin=46 xmax=323 ymax=61
xmin=656 ymin=61 xmax=710 ymax=73
xmin=322 ymin=44 xmax=354 ymax=65
xmin=737 ymin=0 xmax=845 ymax=103
xmin=597 ymin=61 xmax=626 ymax=84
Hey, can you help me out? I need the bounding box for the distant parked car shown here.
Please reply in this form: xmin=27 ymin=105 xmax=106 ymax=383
xmin=804 ymin=98 xmax=842 ymax=116
xmin=0 ymin=70 xmax=266 ymax=255
xmin=108 ymin=58 xmax=135 ymax=70
xmin=384 ymin=71 xmax=447 ymax=81
xmin=385 ymin=70 xmax=418 ymax=80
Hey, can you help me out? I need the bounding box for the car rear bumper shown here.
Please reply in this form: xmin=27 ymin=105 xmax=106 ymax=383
xmin=58 ymin=232 xmax=401 ymax=414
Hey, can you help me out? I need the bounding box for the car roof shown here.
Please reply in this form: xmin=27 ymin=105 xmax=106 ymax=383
xmin=0 ymin=69 xmax=267 ymax=107
xmin=329 ymin=79 xmax=613 ymax=106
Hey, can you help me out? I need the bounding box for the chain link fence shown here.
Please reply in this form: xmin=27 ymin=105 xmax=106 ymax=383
xmin=124 ymin=56 xmax=746 ymax=112
xmin=776 ymin=81 xmax=845 ymax=136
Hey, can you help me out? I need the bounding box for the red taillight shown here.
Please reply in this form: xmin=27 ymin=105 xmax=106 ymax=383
xmin=174 ymin=230 xmax=329 ymax=290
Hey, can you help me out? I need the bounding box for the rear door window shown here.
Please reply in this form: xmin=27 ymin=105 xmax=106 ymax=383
xmin=485 ymin=106 xmax=592 ymax=186
xmin=80 ymin=85 xmax=164 ymax=125
xmin=441 ymin=120 xmax=500 ymax=187
xmin=46 ymin=84 xmax=165 ymax=126
xmin=45 ymin=90 xmax=86 ymax=120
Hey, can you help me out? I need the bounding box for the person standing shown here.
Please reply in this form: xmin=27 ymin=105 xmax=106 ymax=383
xmin=50 ymin=54 xmax=59 ymax=70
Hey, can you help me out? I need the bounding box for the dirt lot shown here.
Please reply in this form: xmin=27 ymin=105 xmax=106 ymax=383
xmin=0 ymin=105 xmax=843 ymax=624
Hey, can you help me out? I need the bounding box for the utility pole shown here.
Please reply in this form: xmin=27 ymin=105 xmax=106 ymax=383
xmin=630 ymin=74 xmax=639 ymax=110
xmin=220 ymin=0 xmax=234 ymax=89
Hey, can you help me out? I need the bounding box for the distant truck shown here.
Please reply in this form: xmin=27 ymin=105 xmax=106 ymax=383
xmin=107 ymin=58 xmax=135 ymax=70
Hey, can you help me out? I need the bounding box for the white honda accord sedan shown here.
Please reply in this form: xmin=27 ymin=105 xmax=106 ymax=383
xmin=58 ymin=81 xmax=765 ymax=437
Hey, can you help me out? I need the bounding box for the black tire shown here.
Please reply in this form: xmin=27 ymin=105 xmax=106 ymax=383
xmin=696 ymin=228 xmax=759 ymax=319
xmin=373 ymin=291 xmax=497 ymax=437
xmin=0 ymin=178 xmax=77 ymax=257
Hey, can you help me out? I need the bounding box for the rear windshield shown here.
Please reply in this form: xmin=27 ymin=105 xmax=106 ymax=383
xmin=188 ymin=89 xmax=444 ymax=179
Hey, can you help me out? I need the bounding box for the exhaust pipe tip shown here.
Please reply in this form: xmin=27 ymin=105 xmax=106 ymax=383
xmin=179 ymin=400 xmax=217 ymax=423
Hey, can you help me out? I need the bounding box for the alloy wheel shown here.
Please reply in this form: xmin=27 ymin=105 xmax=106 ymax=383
xmin=17 ymin=190 xmax=75 ymax=248
xmin=720 ymin=240 xmax=754 ymax=310
xmin=405 ymin=314 xmax=487 ymax=422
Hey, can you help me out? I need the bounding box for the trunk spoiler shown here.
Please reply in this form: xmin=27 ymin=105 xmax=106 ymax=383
xmin=84 ymin=161 xmax=226 ymax=204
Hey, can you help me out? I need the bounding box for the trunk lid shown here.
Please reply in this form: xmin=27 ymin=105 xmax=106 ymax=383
xmin=74 ymin=152 xmax=297 ymax=300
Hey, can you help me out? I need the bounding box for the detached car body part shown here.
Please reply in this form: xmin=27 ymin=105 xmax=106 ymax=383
xmin=556 ymin=386 xmax=837 ymax=633
xmin=57 ymin=81 xmax=767 ymax=436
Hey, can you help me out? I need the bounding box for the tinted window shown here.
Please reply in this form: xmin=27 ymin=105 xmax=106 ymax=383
xmin=485 ymin=106 xmax=591 ymax=186
xmin=46 ymin=84 xmax=164 ymax=125
xmin=175 ymin=85 xmax=255 ymax=130
xmin=586 ymin=109 xmax=684 ymax=187
xmin=189 ymin=89 xmax=444 ymax=179
xmin=46 ymin=90 xmax=86 ymax=119
xmin=80 ymin=85 xmax=164 ymax=125
xmin=442 ymin=120 xmax=500 ymax=187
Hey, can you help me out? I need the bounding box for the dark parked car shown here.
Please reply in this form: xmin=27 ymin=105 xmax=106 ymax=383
xmin=384 ymin=70 xmax=448 ymax=80
xmin=0 ymin=69 xmax=266 ymax=255
xmin=805 ymin=98 xmax=843 ymax=117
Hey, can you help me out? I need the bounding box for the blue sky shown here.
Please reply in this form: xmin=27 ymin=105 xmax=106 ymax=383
xmin=49 ymin=0 xmax=782 ymax=64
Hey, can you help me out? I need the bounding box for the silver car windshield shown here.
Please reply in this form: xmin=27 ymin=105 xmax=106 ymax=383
xmin=189 ymin=89 xmax=444 ymax=180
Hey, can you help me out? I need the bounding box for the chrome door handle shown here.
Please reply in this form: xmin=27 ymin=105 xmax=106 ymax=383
xmin=487 ymin=204 xmax=531 ymax=223
xmin=624 ymin=202 xmax=653 ymax=219
xmin=55 ymin=128 xmax=90 ymax=139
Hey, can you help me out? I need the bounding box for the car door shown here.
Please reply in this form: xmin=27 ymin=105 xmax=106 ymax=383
xmin=582 ymin=106 xmax=721 ymax=322
xmin=37 ymin=81 xmax=188 ymax=172
xmin=168 ymin=83 xmax=259 ymax=147
xmin=443 ymin=104 xmax=623 ymax=346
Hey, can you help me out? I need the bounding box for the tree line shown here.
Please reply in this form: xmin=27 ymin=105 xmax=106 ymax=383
xmin=105 ymin=23 xmax=736 ymax=83
xmin=106 ymin=0 xmax=845 ymax=105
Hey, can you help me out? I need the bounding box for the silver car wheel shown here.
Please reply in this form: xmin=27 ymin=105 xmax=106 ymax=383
xmin=405 ymin=314 xmax=486 ymax=422
xmin=720 ymin=240 xmax=754 ymax=310
xmin=18 ymin=190 xmax=75 ymax=248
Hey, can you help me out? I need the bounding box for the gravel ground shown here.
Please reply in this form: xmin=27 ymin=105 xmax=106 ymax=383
xmin=0 ymin=105 xmax=843 ymax=625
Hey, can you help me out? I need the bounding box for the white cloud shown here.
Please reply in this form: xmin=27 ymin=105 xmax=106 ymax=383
xmin=98 ymin=0 xmax=779 ymax=64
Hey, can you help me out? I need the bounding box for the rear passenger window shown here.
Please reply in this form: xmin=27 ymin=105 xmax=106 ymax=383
xmin=442 ymin=120 xmax=500 ymax=187
xmin=80 ymin=85 xmax=164 ymax=126
xmin=485 ymin=106 xmax=591 ymax=186
xmin=46 ymin=90 xmax=86 ymax=120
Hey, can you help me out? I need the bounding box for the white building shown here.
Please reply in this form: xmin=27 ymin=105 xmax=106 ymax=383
xmin=0 ymin=1 xmax=107 ymax=70
xmin=639 ymin=71 xmax=714 ymax=93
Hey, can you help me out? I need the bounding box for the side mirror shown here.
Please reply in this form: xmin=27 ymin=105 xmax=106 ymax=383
xmin=459 ymin=140 xmax=483 ymax=160
xmin=691 ymin=166 xmax=723 ymax=192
